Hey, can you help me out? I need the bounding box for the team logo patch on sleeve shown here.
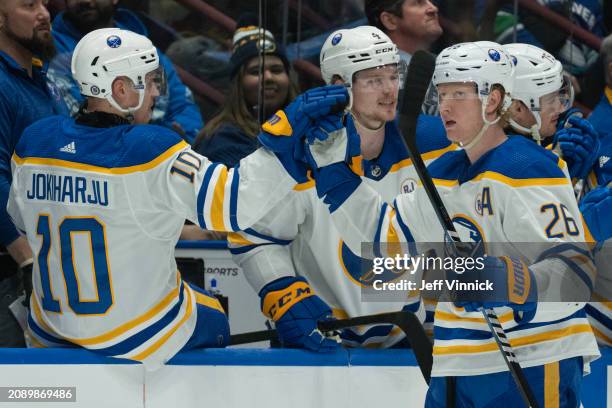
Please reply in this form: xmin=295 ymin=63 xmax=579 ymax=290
xmin=262 ymin=111 xmax=293 ymax=137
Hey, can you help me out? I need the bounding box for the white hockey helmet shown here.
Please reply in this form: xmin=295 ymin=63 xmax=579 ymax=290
xmin=503 ymin=43 xmax=572 ymax=143
xmin=320 ymin=26 xmax=401 ymax=90
xmin=433 ymin=41 xmax=514 ymax=110
xmin=71 ymin=28 xmax=162 ymax=115
xmin=432 ymin=41 xmax=514 ymax=149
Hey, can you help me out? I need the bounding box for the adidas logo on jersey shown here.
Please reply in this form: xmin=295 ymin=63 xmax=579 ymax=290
xmin=60 ymin=141 xmax=76 ymax=154
xmin=600 ymin=156 xmax=610 ymax=168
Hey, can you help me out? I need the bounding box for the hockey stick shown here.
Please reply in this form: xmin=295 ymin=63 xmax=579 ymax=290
xmin=397 ymin=50 xmax=539 ymax=408
xmin=229 ymin=310 xmax=433 ymax=384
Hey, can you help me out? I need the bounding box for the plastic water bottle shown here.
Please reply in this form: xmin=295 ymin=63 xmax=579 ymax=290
xmin=210 ymin=278 xmax=220 ymax=295
xmin=209 ymin=278 xmax=228 ymax=315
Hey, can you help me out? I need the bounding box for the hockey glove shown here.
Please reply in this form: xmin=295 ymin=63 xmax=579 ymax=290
xmin=260 ymin=276 xmax=339 ymax=352
xmin=556 ymin=107 xmax=582 ymax=132
xmin=553 ymin=115 xmax=600 ymax=179
xmin=301 ymin=117 xmax=362 ymax=211
xmin=580 ymin=186 xmax=612 ymax=243
xmin=303 ymin=115 xmax=361 ymax=170
xmin=258 ymin=85 xmax=349 ymax=153
xmin=453 ymin=256 xmax=537 ymax=323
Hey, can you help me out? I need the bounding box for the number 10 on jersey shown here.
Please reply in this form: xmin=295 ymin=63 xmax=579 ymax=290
xmin=36 ymin=214 xmax=114 ymax=315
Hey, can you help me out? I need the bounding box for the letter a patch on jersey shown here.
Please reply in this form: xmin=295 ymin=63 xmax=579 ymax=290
xmin=475 ymin=187 xmax=493 ymax=216
xmin=262 ymin=111 xmax=293 ymax=137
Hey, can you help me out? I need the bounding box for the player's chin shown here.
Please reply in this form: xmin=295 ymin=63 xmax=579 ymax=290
xmin=445 ymin=129 xmax=462 ymax=144
xmin=375 ymin=105 xmax=396 ymax=120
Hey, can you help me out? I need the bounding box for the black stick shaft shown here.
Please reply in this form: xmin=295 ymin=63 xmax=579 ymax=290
xmin=229 ymin=311 xmax=432 ymax=383
xmin=398 ymin=50 xmax=539 ymax=408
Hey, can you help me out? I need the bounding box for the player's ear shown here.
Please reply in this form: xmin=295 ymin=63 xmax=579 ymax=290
xmin=509 ymin=100 xmax=522 ymax=115
xmin=111 ymin=77 xmax=130 ymax=104
xmin=379 ymin=11 xmax=399 ymax=32
xmin=331 ymin=75 xmax=345 ymax=85
xmin=485 ymin=87 xmax=503 ymax=115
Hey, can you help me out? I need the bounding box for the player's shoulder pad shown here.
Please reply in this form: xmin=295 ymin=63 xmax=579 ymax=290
xmin=427 ymin=148 xmax=469 ymax=181
xmin=415 ymin=114 xmax=452 ymax=154
xmin=15 ymin=115 xmax=67 ymax=158
xmin=15 ymin=118 xmax=186 ymax=171
xmin=477 ymin=136 xmax=566 ymax=180
xmin=115 ymin=124 xmax=186 ymax=167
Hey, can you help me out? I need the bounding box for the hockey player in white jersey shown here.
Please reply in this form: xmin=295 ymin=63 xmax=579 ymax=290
xmin=229 ymin=26 xmax=453 ymax=351
xmin=6 ymin=28 xmax=348 ymax=369
xmin=503 ymin=43 xmax=600 ymax=181
xmin=502 ymin=43 xmax=611 ymax=350
xmin=304 ymin=41 xmax=600 ymax=406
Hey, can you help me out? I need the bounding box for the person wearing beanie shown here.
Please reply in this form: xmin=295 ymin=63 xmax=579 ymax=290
xmin=194 ymin=13 xmax=298 ymax=168
xmin=365 ymin=0 xmax=442 ymax=65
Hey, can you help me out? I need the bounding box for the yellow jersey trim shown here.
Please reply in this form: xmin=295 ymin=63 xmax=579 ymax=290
xmin=13 ymin=141 xmax=189 ymax=175
xmin=132 ymin=284 xmax=194 ymax=361
xmin=433 ymin=323 xmax=593 ymax=355
xmin=389 ymin=144 xmax=457 ymax=173
xmin=434 ymin=310 xmax=514 ymax=324
xmin=193 ymin=290 xmax=226 ymax=314
xmin=431 ymin=171 xmax=569 ymax=188
xmin=545 ymin=361 xmax=560 ymax=408
xmin=32 ymin=275 xmax=182 ymax=346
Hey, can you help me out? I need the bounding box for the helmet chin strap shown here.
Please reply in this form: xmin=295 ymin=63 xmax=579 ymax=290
xmin=351 ymin=111 xmax=385 ymax=132
xmin=107 ymin=90 xmax=146 ymax=122
xmin=459 ymin=95 xmax=501 ymax=151
xmin=509 ymin=111 xmax=543 ymax=145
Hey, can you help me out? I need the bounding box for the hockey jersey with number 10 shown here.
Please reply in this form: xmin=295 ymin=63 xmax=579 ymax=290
xmin=7 ymin=115 xmax=296 ymax=370
xmin=327 ymin=135 xmax=600 ymax=376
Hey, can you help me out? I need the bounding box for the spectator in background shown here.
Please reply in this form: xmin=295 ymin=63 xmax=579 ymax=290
xmin=490 ymin=0 xmax=607 ymax=108
xmin=165 ymin=35 xmax=230 ymax=124
xmin=47 ymin=0 xmax=203 ymax=144
xmin=194 ymin=13 xmax=298 ymax=168
xmin=0 ymin=0 xmax=68 ymax=347
xmin=364 ymin=0 xmax=443 ymax=65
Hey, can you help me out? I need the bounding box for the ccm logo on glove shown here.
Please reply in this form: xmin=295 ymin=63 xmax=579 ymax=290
xmin=504 ymin=256 xmax=531 ymax=304
xmin=262 ymin=281 xmax=314 ymax=320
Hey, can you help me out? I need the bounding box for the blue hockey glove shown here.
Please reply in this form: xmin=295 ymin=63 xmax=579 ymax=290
xmin=303 ymin=116 xmax=361 ymax=170
xmin=556 ymin=107 xmax=582 ymax=132
xmin=553 ymin=115 xmax=600 ymax=179
xmin=260 ymin=276 xmax=339 ymax=352
xmin=580 ymin=186 xmax=612 ymax=242
xmin=300 ymin=116 xmax=362 ymax=211
xmin=453 ymin=256 xmax=537 ymax=322
xmin=258 ymin=85 xmax=349 ymax=153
